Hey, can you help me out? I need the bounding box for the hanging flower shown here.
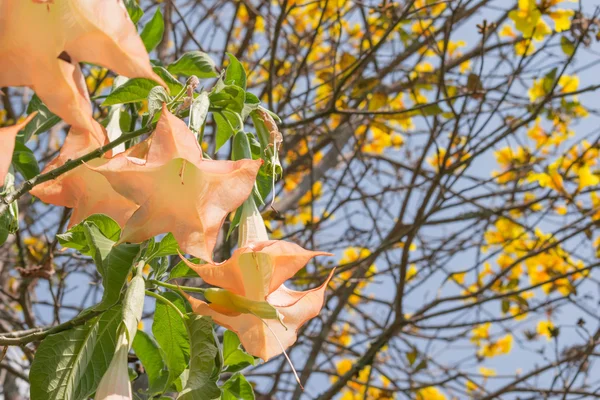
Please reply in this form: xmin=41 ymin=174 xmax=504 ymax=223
xmin=95 ymin=331 xmax=131 ymax=400
xmin=93 ymin=105 xmax=262 ymax=261
xmin=96 ymin=274 xmax=145 ymax=400
xmin=0 ymin=0 xmax=165 ymax=134
xmin=182 ymin=197 xmax=334 ymax=360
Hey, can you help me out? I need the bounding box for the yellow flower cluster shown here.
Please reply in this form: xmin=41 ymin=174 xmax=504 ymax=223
xmin=332 ymin=247 xmax=377 ymax=306
xmin=483 ymin=217 xmax=586 ymax=299
xmin=333 ymin=359 xmax=394 ymax=399
xmin=428 ymin=135 xmax=471 ymax=172
xmin=416 ymin=386 xmax=446 ymax=400
xmin=506 ymin=0 xmax=575 ymax=55
xmin=471 ymin=323 xmax=514 ymax=358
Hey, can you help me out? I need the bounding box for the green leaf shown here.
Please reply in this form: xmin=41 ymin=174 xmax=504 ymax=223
xmin=20 ymin=95 xmax=61 ymax=142
xmin=141 ymin=7 xmax=164 ymax=52
xmin=57 ymin=214 xmax=121 ymax=254
xmin=242 ymin=93 xmax=260 ymax=120
xmin=124 ymin=0 xmax=144 ymax=24
xmin=225 ymin=53 xmax=247 ymax=90
xmin=222 ymin=331 xmax=255 ymax=373
xmin=211 ymin=85 xmax=245 ymax=113
xmin=561 ymin=36 xmax=575 ymax=56
xmin=221 ymin=373 xmax=255 ymax=400
xmin=168 ymin=51 xmax=218 ymax=79
xmin=406 ymin=349 xmax=418 ymax=366
xmin=153 ymin=66 xmax=185 ymax=94
xmin=123 ymin=275 xmax=145 ymax=342
xmin=153 ymin=292 xmax=190 ymax=391
xmin=12 ymin=141 xmax=39 ymax=179
xmin=255 ymin=166 xmax=274 ymax=204
xmin=501 ymin=299 xmax=510 ymax=314
xmin=148 ymin=85 xmax=170 ymax=116
xmin=177 ymin=315 xmax=221 ymax=400
xmin=168 ymin=258 xmax=201 ymax=280
xmin=146 ymin=233 xmax=180 ymax=261
xmin=232 ymin=130 xmax=252 ymax=160
xmin=543 ymin=68 xmax=558 ymax=94
xmin=214 ymin=112 xmax=238 ymax=151
xmin=420 ymin=104 xmax=444 ymax=116
xmin=102 ymin=78 xmax=159 ymax=106
xmin=245 ymin=92 xmax=260 ymax=104
xmin=83 ymin=222 xmax=140 ymax=311
xmin=189 ymin=92 xmax=210 ymax=133
xmin=226 ymin=206 xmax=243 ymax=241
xmin=149 ymin=255 xmax=170 ymax=281
xmin=30 ymin=307 xmax=123 ymax=400
xmin=415 ymin=359 xmax=428 ymax=372
xmin=0 ymin=210 xmax=11 ymax=246
xmin=246 ymin=133 xmax=261 ymax=159
xmin=132 ymin=331 xmax=169 ymax=394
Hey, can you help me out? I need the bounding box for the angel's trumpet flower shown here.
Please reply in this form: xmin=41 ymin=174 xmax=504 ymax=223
xmin=95 ymin=274 xmax=145 ymax=400
xmin=94 ymin=331 xmax=131 ymax=400
xmin=0 ymin=0 xmax=165 ymax=135
xmin=93 ymin=105 xmax=261 ymax=262
xmin=183 ymin=197 xmax=333 ymax=361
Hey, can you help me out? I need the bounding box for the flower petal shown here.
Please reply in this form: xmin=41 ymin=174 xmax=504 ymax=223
xmin=93 ymin=107 xmax=261 ymax=261
xmin=182 ymin=240 xmax=332 ymax=299
xmin=29 ymin=122 xmax=137 ymax=228
xmin=0 ymin=0 xmax=165 ymax=133
xmin=95 ymin=332 xmax=132 ymax=400
xmin=185 ymin=269 xmax=334 ymax=361
xmin=0 ymin=113 xmax=37 ymax=183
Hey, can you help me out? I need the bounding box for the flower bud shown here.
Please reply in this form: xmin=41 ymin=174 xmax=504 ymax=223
xmin=238 ymin=196 xmax=269 ymax=248
xmin=95 ymin=331 xmax=131 ymax=400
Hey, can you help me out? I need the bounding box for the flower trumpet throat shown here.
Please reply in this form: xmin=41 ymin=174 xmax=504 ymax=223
xmin=204 ymin=288 xmax=284 ymax=323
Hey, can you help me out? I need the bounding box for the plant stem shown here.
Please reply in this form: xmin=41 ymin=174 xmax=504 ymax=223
xmin=0 ymin=309 xmax=102 ymax=346
xmin=145 ymin=290 xmax=185 ymax=319
xmin=150 ymin=279 xmax=206 ymax=294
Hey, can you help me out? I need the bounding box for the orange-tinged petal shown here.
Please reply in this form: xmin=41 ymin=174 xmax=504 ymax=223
xmin=64 ymin=1 xmax=164 ymax=86
xmin=253 ymin=241 xmax=333 ymax=294
xmin=93 ymin=106 xmax=261 ymax=261
xmin=185 ymin=269 xmax=334 ymax=361
xmin=182 ymin=240 xmax=332 ymax=299
xmin=29 ymin=121 xmax=137 ymax=228
xmin=0 ymin=113 xmax=37 ymax=183
xmin=0 ymin=0 xmax=165 ymax=133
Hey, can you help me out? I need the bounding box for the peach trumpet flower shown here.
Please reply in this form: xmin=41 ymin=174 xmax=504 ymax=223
xmin=29 ymin=120 xmax=137 ymax=228
xmin=182 ymin=198 xmax=334 ymax=361
xmin=95 ymin=274 xmax=145 ymax=400
xmin=94 ymin=331 xmax=132 ymax=400
xmin=0 ymin=113 xmax=37 ymax=184
xmin=93 ymin=104 xmax=262 ymax=262
xmin=0 ymin=0 xmax=165 ymax=134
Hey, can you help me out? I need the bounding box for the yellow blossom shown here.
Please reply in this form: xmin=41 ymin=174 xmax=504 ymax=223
xmin=406 ymin=264 xmax=418 ymax=281
xmin=479 ymin=334 xmax=513 ymax=357
xmin=537 ymin=320 xmax=555 ymax=340
xmin=416 ymin=387 xmax=446 ymax=400
xmin=471 ymin=323 xmax=490 ymax=345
